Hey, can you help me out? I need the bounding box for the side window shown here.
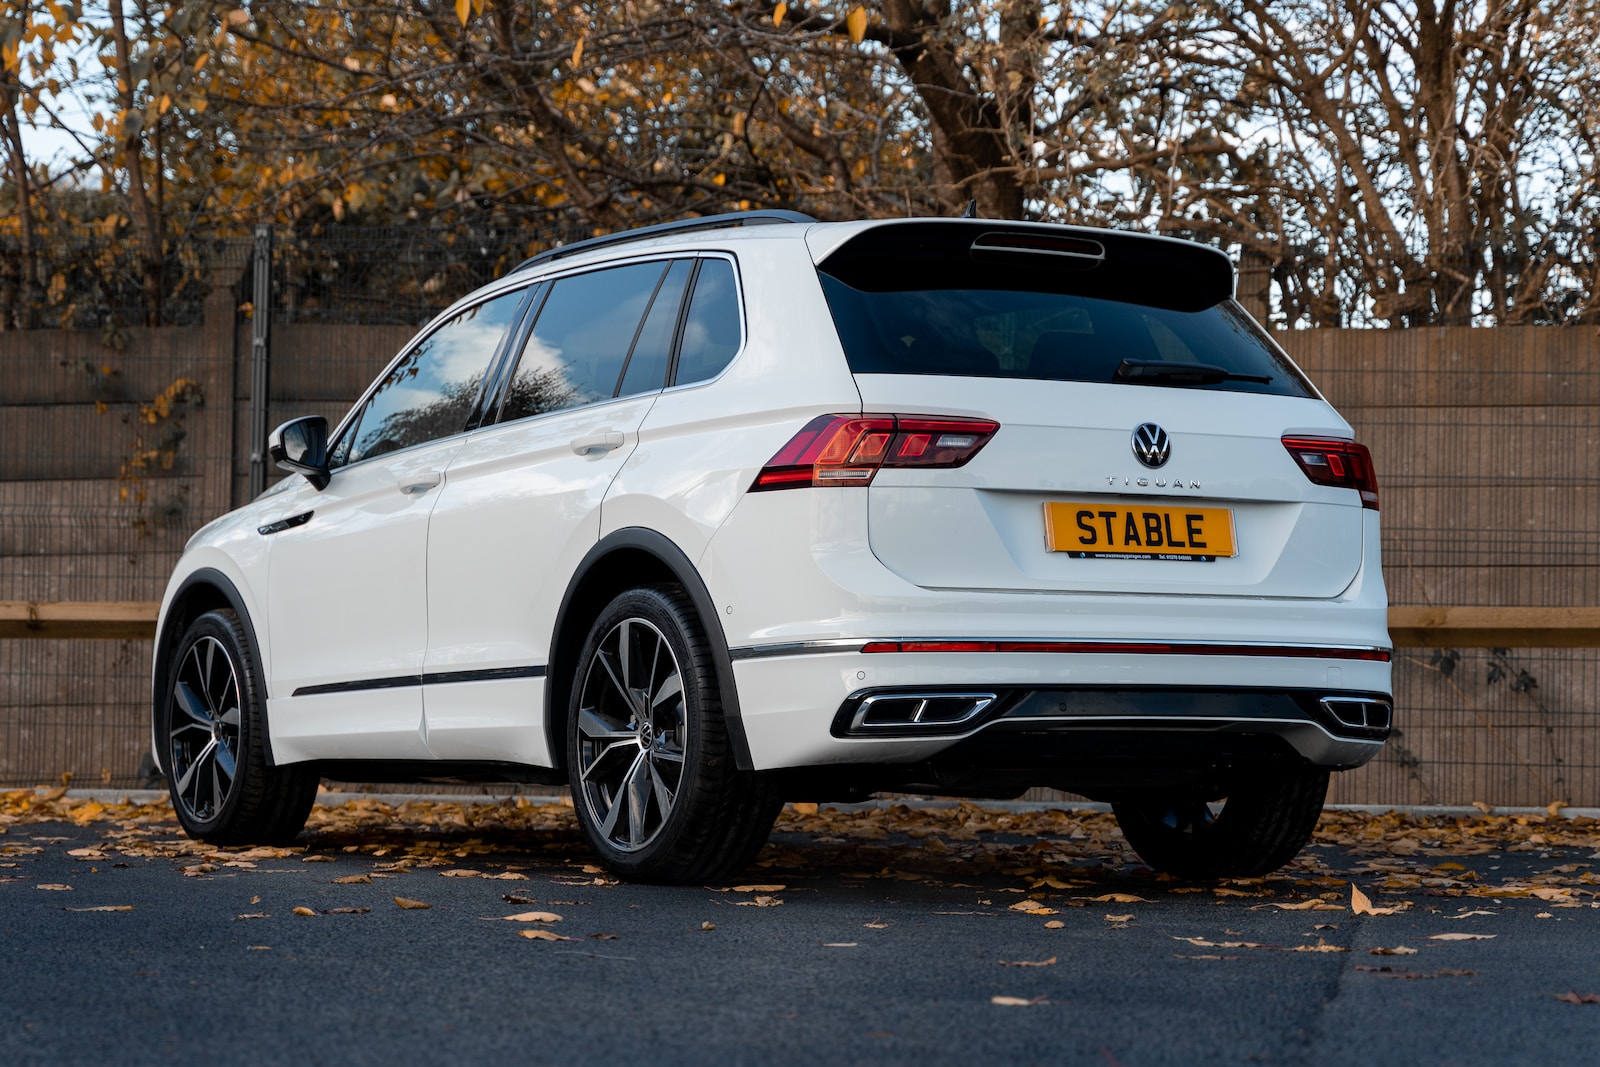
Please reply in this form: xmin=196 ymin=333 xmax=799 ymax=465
xmin=617 ymin=260 xmax=693 ymax=398
xmin=672 ymin=259 xmax=742 ymax=385
xmin=340 ymin=287 xmax=526 ymax=466
xmin=499 ymin=262 xmax=668 ymax=423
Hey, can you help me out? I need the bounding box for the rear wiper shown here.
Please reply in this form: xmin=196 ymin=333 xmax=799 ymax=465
xmin=1115 ymin=358 xmax=1272 ymax=386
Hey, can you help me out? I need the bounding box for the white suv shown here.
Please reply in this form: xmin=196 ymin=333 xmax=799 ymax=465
xmin=151 ymin=213 xmax=1391 ymax=882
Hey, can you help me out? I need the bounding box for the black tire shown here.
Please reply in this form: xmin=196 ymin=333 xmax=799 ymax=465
xmin=1111 ymin=767 xmax=1330 ymax=879
xmin=566 ymin=585 xmax=779 ymax=884
xmin=159 ymin=609 xmax=318 ymax=845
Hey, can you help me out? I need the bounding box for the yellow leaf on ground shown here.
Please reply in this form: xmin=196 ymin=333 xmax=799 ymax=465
xmin=1009 ymin=900 xmax=1057 ymax=915
xmin=500 ymin=911 xmax=562 ymax=923
xmin=1084 ymin=893 xmax=1151 ymax=904
xmin=66 ymin=905 xmax=132 ymax=912
xmin=1105 ymin=913 xmax=1134 ymax=923
xmin=773 ymin=2 xmax=788 ymax=27
xmin=823 ymin=942 xmax=858 ymax=947
xmin=991 ymin=996 xmax=1045 ymax=1006
xmin=1043 ymin=920 xmax=1066 ymax=930
xmin=394 ymin=896 xmax=432 ymax=910
xmin=1352 ymin=884 xmax=1398 ymax=916
xmin=519 ymin=929 xmax=581 ymax=942
xmin=333 ymin=875 xmax=370 ymax=884
xmin=1370 ymin=946 xmax=1418 ymax=956
xmin=1428 ymin=932 xmax=1496 ymax=941
xmin=735 ymin=895 xmax=784 ymax=907
xmin=701 ymin=921 xmax=716 ymax=931
xmin=441 ymin=869 xmax=482 ymax=878
xmin=292 ymin=906 xmax=316 ymax=916
xmin=1293 ymin=939 xmax=1349 ymax=953
xmin=731 ymin=884 xmax=786 ymax=893
xmin=999 ymin=957 xmax=1057 ymax=967
xmin=454 ymin=0 xmax=470 ymax=26
xmin=790 ymin=802 xmax=818 ymax=815
xmin=35 ymin=884 xmax=72 ymax=891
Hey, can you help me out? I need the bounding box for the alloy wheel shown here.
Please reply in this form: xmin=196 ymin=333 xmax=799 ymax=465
xmin=574 ymin=617 xmax=688 ymax=852
xmin=168 ymin=635 xmax=242 ymax=822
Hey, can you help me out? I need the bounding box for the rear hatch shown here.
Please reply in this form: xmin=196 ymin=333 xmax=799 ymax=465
xmin=809 ymin=221 xmax=1370 ymax=600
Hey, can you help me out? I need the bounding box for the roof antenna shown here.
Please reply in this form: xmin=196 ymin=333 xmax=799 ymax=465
xmin=960 ymin=199 xmax=978 ymax=219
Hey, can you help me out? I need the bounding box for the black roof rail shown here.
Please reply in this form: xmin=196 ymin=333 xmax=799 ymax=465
xmin=513 ymin=210 xmax=817 ymax=273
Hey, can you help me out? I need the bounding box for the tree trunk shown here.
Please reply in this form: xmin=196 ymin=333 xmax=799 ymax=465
xmin=108 ymin=4 xmax=164 ymax=327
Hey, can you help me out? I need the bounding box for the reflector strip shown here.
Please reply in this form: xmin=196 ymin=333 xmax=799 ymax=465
xmin=860 ymin=640 xmax=1390 ymax=662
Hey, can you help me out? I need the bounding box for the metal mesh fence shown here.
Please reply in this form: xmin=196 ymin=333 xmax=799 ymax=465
xmin=1 ymin=230 xmax=1597 ymax=805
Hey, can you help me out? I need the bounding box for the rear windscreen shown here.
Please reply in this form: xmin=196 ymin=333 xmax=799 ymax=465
xmin=817 ymin=274 xmax=1314 ymax=399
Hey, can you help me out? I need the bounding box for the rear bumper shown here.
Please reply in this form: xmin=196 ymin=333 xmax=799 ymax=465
xmin=729 ymin=644 xmax=1391 ymax=778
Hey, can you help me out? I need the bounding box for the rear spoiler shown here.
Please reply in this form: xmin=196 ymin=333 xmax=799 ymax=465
xmin=814 ymin=220 xmax=1234 ymax=313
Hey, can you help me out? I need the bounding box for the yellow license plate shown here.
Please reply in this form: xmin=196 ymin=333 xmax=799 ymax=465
xmin=1043 ymin=502 xmax=1236 ymax=560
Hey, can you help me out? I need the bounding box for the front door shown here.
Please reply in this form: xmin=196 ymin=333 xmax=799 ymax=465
xmin=263 ymin=286 xmax=529 ymax=763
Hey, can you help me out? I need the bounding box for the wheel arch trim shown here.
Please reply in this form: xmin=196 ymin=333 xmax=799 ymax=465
xmin=152 ymin=567 xmax=276 ymax=770
xmin=547 ymin=528 xmax=753 ymax=772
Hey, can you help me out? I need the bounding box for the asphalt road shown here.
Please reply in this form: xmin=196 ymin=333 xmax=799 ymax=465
xmin=3 ymin=799 xmax=1598 ymax=1066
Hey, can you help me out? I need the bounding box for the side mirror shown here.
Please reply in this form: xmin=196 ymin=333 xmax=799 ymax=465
xmin=267 ymin=416 xmax=331 ymax=491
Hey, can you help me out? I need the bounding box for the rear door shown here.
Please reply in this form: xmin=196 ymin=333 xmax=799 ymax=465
xmin=813 ymin=222 xmax=1367 ymax=601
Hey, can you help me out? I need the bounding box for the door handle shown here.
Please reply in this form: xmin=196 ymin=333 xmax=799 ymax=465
xmin=399 ymin=471 xmax=443 ymax=495
xmin=570 ymin=430 xmax=626 ymax=456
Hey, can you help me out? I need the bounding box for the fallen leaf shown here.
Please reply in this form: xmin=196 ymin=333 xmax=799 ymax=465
xmin=67 ymin=848 xmax=108 ymax=860
xmin=393 ymin=896 xmax=432 ymax=910
xmin=332 ymin=875 xmax=371 ymax=885
xmin=790 ymin=803 xmax=818 ymax=815
xmin=1293 ymin=940 xmax=1350 ymax=953
xmin=731 ymin=884 xmax=786 ymax=893
xmin=700 ymin=921 xmax=716 ymax=931
xmin=1536 ymin=912 xmax=1554 ymax=919
xmin=66 ymin=905 xmax=132 ymax=912
xmin=301 ymin=855 xmax=336 ymax=863
xmin=35 ymin=884 xmax=72 ymax=891
xmin=250 ymin=896 xmax=261 ymax=905
xmin=502 ymin=894 xmax=539 ymax=905
xmin=1251 ymin=899 xmax=1326 ymax=911
xmin=441 ymin=869 xmax=482 ymax=878
xmin=292 ymin=906 xmax=316 ymax=916
xmin=991 ymin=995 xmax=1048 ymax=1006
xmin=1427 ymin=932 xmax=1496 ymax=941
xmin=1351 ymin=884 xmax=1398 ymax=916
xmin=1174 ymin=937 xmax=1262 ymax=949
xmin=1105 ymin=913 xmax=1134 ymax=923
xmin=1554 ymin=991 xmax=1600 ymax=1004
xmin=519 ymin=929 xmax=581 ymax=942
xmin=235 ymin=913 xmax=269 ymax=920
xmin=1369 ymin=946 xmax=1419 ymax=956
xmin=486 ymin=872 xmax=529 ymax=880
xmin=323 ymin=907 xmax=370 ymax=915
xmin=590 ymin=933 xmax=619 ymax=940
xmin=1083 ymin=893 xmax=1151 ymax=904
xmin=823 ymin=942 xmax=858 ymax=947
xmin=1043 ymin=920 xmax=1066 ymax=930
xmin=999 ymin=957 xmax=1057 ymax=968
xmin=1009 ymin=899 xmax=1057 ymax=915
xmin=499 ymin=911 xmax=562 ymax=923
xmin=735 ymin=895 xmax=783 ymax=907
xmin=864 ymin=922 xmax=889 ymax=929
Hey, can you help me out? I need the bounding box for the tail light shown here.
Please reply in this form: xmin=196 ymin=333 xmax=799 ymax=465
xmin=751 ymin=414 xmax=999 ymax=491
xmin=1282 ymin=436 xmax=1379 ymax=510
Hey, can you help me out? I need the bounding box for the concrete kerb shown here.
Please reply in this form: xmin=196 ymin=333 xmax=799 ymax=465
xmin=35 ymin=788 xmax=1600 ymax=822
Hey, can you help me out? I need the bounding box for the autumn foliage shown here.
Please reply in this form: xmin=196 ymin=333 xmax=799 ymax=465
xmin=3 ymin=1 xmax=1598 ymax=328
